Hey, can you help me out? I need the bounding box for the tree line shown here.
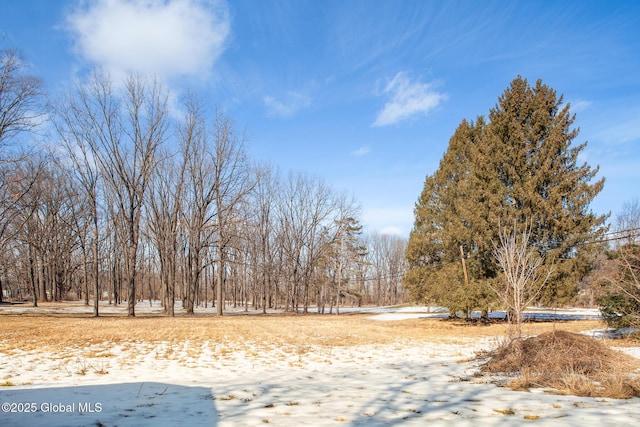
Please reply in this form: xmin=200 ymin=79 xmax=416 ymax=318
xmin=0 ymin=48 xmax=407 ymax=316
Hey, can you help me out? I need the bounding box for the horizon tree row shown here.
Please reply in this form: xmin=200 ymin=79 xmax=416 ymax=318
xmin=0 ymin=49 xmax=407 ymax=315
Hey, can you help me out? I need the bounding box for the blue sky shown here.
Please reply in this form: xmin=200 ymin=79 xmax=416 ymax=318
xmin=1 ymin=0 xmax=639 ymax=236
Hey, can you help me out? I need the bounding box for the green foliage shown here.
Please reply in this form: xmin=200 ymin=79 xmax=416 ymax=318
xmin=405 ymin=76 xmax=607 ymax=313
xmin=597 ymin=244 xmax=640 ymax=329
xmin=403 ymin=261 xmax=492 ymax=318
xmin=598 ymin=292 xmax=640 ymax=329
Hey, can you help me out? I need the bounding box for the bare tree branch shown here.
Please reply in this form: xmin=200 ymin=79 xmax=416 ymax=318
xmin=491 ymin=219 xmax=554 ymax=338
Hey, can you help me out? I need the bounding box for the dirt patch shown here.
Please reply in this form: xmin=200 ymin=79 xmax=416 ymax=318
xmin=479 ymin=330 xmax=640 ymax=398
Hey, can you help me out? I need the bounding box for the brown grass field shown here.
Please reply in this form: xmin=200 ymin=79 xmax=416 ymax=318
xmin=0 ymin=304 xmax=612 ymax=353
xmin=2 ymin=305 xmax=639 ymax=398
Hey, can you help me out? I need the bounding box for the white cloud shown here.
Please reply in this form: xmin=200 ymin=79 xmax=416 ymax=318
xmin=363 ymin=207 xmax=413 ymax=237
xmin=373 ymin=72 xmax=447 ymax=127
xmin=66 ymin=0 xmax=230 ymax=82
xmin=351 ymin=146 xmax=371 ymax=157
xmin=263 ymin=92 xmax=311 ymax=118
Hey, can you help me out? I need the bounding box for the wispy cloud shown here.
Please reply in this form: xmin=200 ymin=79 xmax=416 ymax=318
xmin=379 ymin=226 xmax=405 ymax=236
xmin=591 ymin=109 xmax=640 ymax=146
xmin=351 ymin=146 xmax=371 ymax=157
xmin=373 ymin=72 xmax=447 ymax=127
xmin=65 ymin=0 xmax=230 ymax=82
xmin=263 ymin=91 xmax=311 ymax=118
xmin=569 ymin=98 xmax=592 ymax=113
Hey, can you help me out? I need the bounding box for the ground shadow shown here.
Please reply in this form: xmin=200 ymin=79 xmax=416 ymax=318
xmin=0 ymin=382 xmax=216 ymax=427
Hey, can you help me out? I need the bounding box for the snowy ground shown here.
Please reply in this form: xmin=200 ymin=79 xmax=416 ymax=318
xmin=1 ymin=303 xmax=639 ymax=426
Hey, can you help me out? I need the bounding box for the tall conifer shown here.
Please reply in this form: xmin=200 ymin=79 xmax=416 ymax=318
xmin=405 ymin=77 xmax=607 ymax=314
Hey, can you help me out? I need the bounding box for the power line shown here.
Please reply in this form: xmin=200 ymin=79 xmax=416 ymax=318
xmin=581 ymin=227 xmax=640 ymax=246
xmin=599 ymin=227 xmax=640 ymax=238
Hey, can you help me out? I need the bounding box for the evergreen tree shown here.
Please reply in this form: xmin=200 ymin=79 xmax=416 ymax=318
xmin=405 ymin=76 xmax=607 ymax=314
xmin=405 ymin=119 xmax=493 ymax=317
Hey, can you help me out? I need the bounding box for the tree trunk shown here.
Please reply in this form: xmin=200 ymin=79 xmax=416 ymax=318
xmin=28 ymin=249 xmax=38 ymax=307
xmin=93 ymin=219 xmax=99 ymax=316
xmin=216 ymin=241 xmax=224 ymax=316
xmin=83 ymin=257 xmax=89 ymax=306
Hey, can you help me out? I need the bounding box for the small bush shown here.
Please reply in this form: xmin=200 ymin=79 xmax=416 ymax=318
xmin=598 ymin=292 xmax=640 ymax=330
xmin=478 ymin=330 xmax=640 ymax=398
xmin=596 ymin=243 xmax=640 ymax=330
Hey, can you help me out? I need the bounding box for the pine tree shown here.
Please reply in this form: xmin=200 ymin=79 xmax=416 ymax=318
xmin=477 ymin=77 xmax=607 ymax=304
xmin=405 ymin=76 xmax=607 ymax=314
xmin=406 ymin=119 xmax=493 ymax=317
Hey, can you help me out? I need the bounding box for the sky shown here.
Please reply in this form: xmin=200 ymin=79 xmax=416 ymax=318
xmin=1 ymin=0 xmax=639 ymax=237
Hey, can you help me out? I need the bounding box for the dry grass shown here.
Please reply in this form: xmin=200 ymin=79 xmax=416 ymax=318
xmin=0 ymin=310 xmax=606 ymax=354
xmin=5 ymin=307 xmax=638 ymax=399
xmin=479 ymin=330 xmax=640 ymax=398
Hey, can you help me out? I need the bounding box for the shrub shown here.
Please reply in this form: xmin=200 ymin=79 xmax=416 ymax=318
xmin=598 ymin=292 xmax=640 ymax=329
xmin=597 ymin=244 xmax=640 ymax=330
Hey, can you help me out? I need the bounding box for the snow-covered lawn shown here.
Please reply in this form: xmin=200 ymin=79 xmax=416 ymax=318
xmin=1 ymin=303 xmax=638 ymax=426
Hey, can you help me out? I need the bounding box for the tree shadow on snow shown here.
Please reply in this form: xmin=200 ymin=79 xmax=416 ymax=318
xmin=0 ymin=382 xmax=217 ymax=427
xmin=343 ymin=360 xmax=541 ymax=426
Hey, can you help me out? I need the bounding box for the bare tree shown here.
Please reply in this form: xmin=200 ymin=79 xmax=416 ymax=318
xmin=491 ymin=220 xmax=553 ymax=338
xmin=7 ymin=156 xmax=83 ymax=306
xmin=210 ymin=111 xmax=253 ymax=316
xmin=66 ymin=69 xmax=168 ymax=316
xmin=8 ymin=157 xmax=45 ymax=306
xmin=52 ymin=93 xmax=104 ymax=316
xmin=38 ymin=165 xmax=79 ymax=303
xmin=277 ymin=172 xmax=337 ymax=312
xmin=596 ymin=201 xmax=640 ymax=329
xmin=0 ymin=48 xmax=44 ymax=148
xmin=181 ymin=97 xmax=215 ymax=314
xmin=245 ymin=163 xmax=279 ymax=313
xmin=145 ymin=95 xmax=213 ymax=316
xmin=612 ymin=200 xmax=640 ymax=304
xmin=368 ymin=232 xmax=407 ymax=306
xmin=147 ymin=146 xmax=187 ymax=316
xmin=614 ymin=247 xmax=640 ymax=304
xmin=323 ymin=196 xmax=364 ymax=315
xmin=0 ymin=47 xmax=44 ymax=302
xmin=614 ymin=199 xmax=640 ymax=246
